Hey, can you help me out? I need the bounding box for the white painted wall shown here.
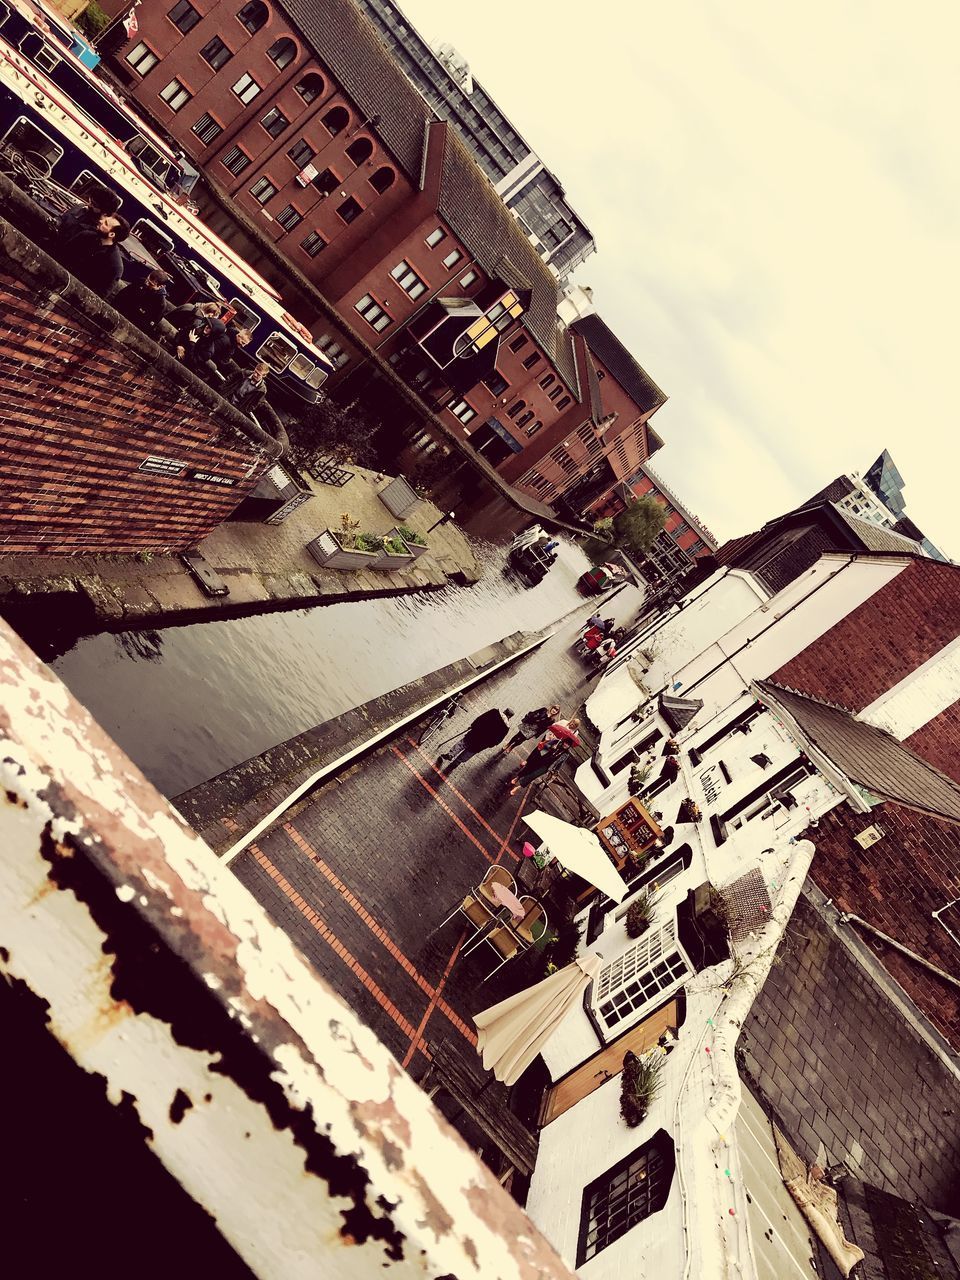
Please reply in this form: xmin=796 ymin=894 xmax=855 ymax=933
xmin=859 ymin=634 xmax=960 ymax=739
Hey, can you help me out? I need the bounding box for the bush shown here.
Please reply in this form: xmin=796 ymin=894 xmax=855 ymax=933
xmin=624 ymin=888 xmax=658 ymax=939
xmin=620 ymin=1050 xmax=663 ymax=1127
xmin=397 ymin=524 xmax=425 ymax=546
xmin=543 ymin=916 xmax=582 ymax=974
xmin=78 ymin=2 xmax=110 ymax=38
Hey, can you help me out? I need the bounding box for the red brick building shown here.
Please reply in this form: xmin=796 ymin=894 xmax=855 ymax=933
xmin=592 ymin=460 xmax=717 ymax=578
xmin=104 ymin=0 xmax=668 ymax=515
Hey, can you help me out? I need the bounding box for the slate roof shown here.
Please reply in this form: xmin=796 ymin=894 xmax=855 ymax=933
xmin=659 ymin=693 xmax=705 ymax=733
xmin=758 ymin=682 xmax=960 ymax=823
xmin=832 ymin=508 xmax=923 ymax=554
xmin=553 ymin=325 xmax=580 ymax=396
xmin=570 ymin=314 xmax=667 ymax=414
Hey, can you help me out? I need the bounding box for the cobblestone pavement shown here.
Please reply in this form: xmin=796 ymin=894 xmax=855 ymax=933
xmin=231 ymin=590 xmax=636 ymax=1076
xmin=742 ymin=894 xmax=960 ymax=1213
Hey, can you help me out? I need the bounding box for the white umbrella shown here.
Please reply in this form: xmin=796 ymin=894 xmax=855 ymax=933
xmin=474 ymin=953 xmax=603 ymax=1085
xmin=522 ymin=810 xmax=630 ymax=903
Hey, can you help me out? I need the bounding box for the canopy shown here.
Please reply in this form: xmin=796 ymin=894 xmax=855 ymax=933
xmin=522 ymin=810 xmax=629 ymax=903
xmin=474 ymin=953 xmax=603 ymax=1085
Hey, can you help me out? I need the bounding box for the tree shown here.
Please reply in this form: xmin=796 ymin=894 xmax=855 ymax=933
xmin=612 ymin=496 xmax=666 ymax=559
xmin=287 ymin=395 xmax=380 ymax=469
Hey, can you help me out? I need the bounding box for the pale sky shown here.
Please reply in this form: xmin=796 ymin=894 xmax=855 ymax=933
xmin=396 ymin=0 xmax=958 ymax=557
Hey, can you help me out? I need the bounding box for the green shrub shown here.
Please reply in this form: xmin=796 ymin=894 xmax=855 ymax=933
xmin=620 ymin=1050 xmax=663 ymax=1127
xmin=354 ymin=532 xmax=383 ymax=553
xmin=78 ymin=1 xmax=110 ymax=38
xmin=624 ymin=888 xmax=658 ymax=939
xmin=397 ymin=524 xmax=426 ymax=546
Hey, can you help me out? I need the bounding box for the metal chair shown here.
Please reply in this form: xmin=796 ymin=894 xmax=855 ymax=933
xmin=481 ymin=925 xmax=523 ymax=981
xmin=476 ymin=864 xmax=517 ymax=906
xmin=513 ymin=897 xmax=547 ymax=947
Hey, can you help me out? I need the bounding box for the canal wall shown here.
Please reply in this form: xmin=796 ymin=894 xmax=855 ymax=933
xmin=0 ymin=181 xmax=280 ymax=556
xmin=173 ymin=627 xmax=550 ymax=856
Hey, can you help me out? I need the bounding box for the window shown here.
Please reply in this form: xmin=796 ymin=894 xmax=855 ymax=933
xmin=249 ymin=175 xmax=277 ymax=204
xmin=316 ymin=334 xmax=349 ymax=367
xmin=191 ymin=112 xmax=223 ymax=145
xmin=69 ymin=170 xmax=113 ymax=208
xmin=236 ymin=0 xmax=268 ymax=34
xmin=199 ymin=37 xmax=232 ymax=70
xmin=126 ymin=42 xmax=158 ymax=76
xmin=506 ymin=400 xmax=525 ymax=420
xmin=516 ymin=410 xmax=534 ymax=428
xmin=260 ymin=106 xmax=288 ymax=138
xmin=168 ymin=0 xmax=200 ymax=34
xmin=300 ymin=230 xmax=326 ymax=257
xmin=345 ymin=136 xmax=373 ymax=166
xmin=227 ymin=298 xmax=259 ymax=334
xmin=448 ymin=398 xmax=476 ymax=425
xmin=355 ymin=294 xmax=391 ymax=332
xmin=30 ymin=41 xmax=61 ymax=73
xmin=257 ymin=331 xmax=297 ymax=371
xmin=557 ymin=396 xmax=571 ymax=410
xmin=276 ymin=204 xmax=302 ymax=231
xmin=714 ymin=761 xmax=814 ymax=844
xmin=221 ymin=145 xmax=251 ymax=175
xmin=311 ymin=166 xmax=339 ymax=195
xmin=577 ymin=1133 xmax=675 ymax=1266
xmin=232 ymin=73 xmax=261 ymax=105
xmin=549 ymin=385 xmax=564 ymax=401
xmin=441 ymin=248 xmax=462 ymax=269
xmin=368 ymin=166 xmax=395 ymax=194
xmin=459 ymin=269 xmax=478 ymax=288
xmin=482 ymin=371 xmax=509 ymax=396
xmin=287 ymin=138 xmax=315 ymax=168
xmin=509 ymin=334 xmax=527 ymax=353
xmin=390 ymin=260 xmax=427 ymax=300
xmin=336 ymin=196 xmax=362 ymax=224
xmin=522 ymin=352 xmax=540 ymax=370
xmin=159 ymin=79 xmax=191 ymax=112
xmin=267 ymin=36 xmax=296 ymax=69
xmin=526 ymin=419 xmax=543 ymax=437
xmin=425 ymin=227 xmax=445 ymax=248
xmin=295 ymin=72 xmax=324 ymax=103
xmin=594 ymin=921 xmax=690 ymax=1034
xmin=539 ymin=373 xmax=555 ymax=389
xmin=321 ymin=105 xmax=348 ymax=135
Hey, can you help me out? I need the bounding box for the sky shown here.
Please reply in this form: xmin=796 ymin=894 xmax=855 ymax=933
xmin=395 ymin=0 xmax=958 ymax=557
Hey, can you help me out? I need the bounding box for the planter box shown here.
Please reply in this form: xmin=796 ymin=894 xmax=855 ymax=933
xmin=372 ymin=536 xmax=414 ymax=571
xmin=391 ymin=526 xmax=427 ymax=560
xmin=379 ymin=474 xmax=420 ymax=519
xmin=307 ymin=529 xmax=379 ymax=571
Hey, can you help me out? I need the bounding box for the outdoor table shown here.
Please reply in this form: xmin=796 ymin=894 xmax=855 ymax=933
xmin=489 ymin=881 xmax=526 ymax=919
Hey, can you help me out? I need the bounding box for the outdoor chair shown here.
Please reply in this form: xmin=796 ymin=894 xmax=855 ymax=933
xmin=476 ymin=865 xmax=517 ymax=906
xmin=438 ymin=889 xmax=495 ymax=942
xmin=513 ymin=897 xmax=547 ymax=946
xmin=481 ymin=924 xmax=523 ymax=982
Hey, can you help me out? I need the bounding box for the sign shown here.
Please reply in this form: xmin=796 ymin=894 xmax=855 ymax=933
xmin=699 ymin=764 xmax=724 ymax=807
xmin=187 ymin=468 xmax=237 ymax=487
xmin=295 ymin=163 xmax=318 ymax=187
xmin=139 ymin=455 xmax=186 ymax=477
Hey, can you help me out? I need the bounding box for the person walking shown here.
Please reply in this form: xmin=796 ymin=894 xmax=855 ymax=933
xmin=501 ymin=704 xmax=561 ymax=754
xmin=60 ymin=213 xmax=130 ymax=296
xmin=507 ymin=737 xmax=570 ymax=796
xmin=436 ymin=708 xmax=514 ymax=774
xmin=113 ymin=270 xmax=169 ymax=339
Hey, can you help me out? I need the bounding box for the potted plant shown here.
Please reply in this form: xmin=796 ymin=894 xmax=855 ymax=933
xmin=624 ymin=888 xmax=659 ymax=939
xmin=619 ymin=1050 xmax=664 ymax=1128
xmin=677 ymin=797 xmax=702 ymax=824
xmin=307 ymin=515 xmax=382 ymax=570
xmin=373 ymin=530 xmax=415 ymax=571
xmin=395 ymin=524 xmax=427 ymax=559
xmin=628 ymin=760 xmax=652 ymax=797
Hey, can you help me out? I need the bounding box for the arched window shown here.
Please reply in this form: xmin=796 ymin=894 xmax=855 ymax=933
xmin=507 ymin=400 xmax=525 ymax=419
xmin=368 ymin=166 xmax=394 ymax=193
xmin=322 ymin=105 xmax=349 ymax=136
xmin=557 ymin=396 xmax=571 ymax=410
xmin=267 ymin=37 xmax=296 ymax=69
xmin=345 ymin=136 xmax=373 ymax=166
xmin=517 ymin=410 xmax=534 ymax=427
xmin=295 ymin=72 xmax=324 ymax=103
xmin=236 ymin=1 xmax=268 ymax=34
xmin=539 ymin=373 xmax=554 ymax=389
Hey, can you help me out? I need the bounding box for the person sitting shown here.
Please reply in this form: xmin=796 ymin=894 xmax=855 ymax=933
xmin=176 ymin=316 xmax=229 ymax=379
xmin=59 ymin=213 xmax=130 ymax=297
xmin=113 ymin=270 xmax=169 ymax=339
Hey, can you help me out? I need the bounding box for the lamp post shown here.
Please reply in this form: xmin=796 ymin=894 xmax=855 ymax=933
xmin=427 ymin=510 xmax=456 ymax=533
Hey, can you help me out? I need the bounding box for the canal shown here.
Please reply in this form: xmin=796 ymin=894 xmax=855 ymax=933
xmin=53 ymin=539 xmax=639 ymax=797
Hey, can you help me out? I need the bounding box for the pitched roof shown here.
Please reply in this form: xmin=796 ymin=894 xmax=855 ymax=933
xmin=832 ymin=508 xmax=924 ymax=554
xmin=659 ymin=693 xmax=704 ymax=733
xmin=758 ymin=682 xmax=960 ymax=823
xmin=570 ymin=314 xmax=667 ymax=415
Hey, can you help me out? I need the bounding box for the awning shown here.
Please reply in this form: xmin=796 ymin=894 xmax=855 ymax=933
xmin=659 ymin=692 xmax=704 ymax=733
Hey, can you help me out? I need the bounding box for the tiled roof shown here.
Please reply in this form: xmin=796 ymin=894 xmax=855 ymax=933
xmin=436 ymin=126 xmax=560 ymax=357
xmin=832 ymin=508 xmax=924 ymax=554
xmin=570 ymin=314 xmax=667 ymax=415
xmin=554 ymin=326 xmax=580 ymax=397
xmin=582 ymin=342 xmax=604 ymax=422
xmin=758 ymin=682 xmax=960 ymax=823
xmin=278 ymin=0 xmax=431 ymax=180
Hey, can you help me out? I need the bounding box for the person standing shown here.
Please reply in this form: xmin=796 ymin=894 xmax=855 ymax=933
xmin=507 ymin=737 xmax=570 ymax=796
xmin=436 ymin=708 xmax=514 ymax=774
xmin=113 ymin=270 xmax=169 ymax=339
xmin=502 ymin=704 xmax=561 ymax=754
xmin=60 ymin=213 xmax=130 ymax=296
xmin=225 ymin=361 xmax=270 ymax=415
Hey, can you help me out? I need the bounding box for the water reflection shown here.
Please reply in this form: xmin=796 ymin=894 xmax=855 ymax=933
xmin=53 ymin=539 xmax=632 ymax=797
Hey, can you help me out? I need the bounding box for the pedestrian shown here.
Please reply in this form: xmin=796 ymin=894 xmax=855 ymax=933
xmin=502 ymin=703 xmax=561 ymax=754
xmin=225 ymin=361 xmax=270 ymax=415
xmin=436 ymin=707 xmax=514 ymax=774
xmin=60 ymin=212 xmax=130 ymax=296
xmin=581 ymin=625 xmax=605 ymax=652
xmin=585 ymin=611 xmax=605 ymax=631
xmin=507 ymin=737 xmax=569 ymax=796
xmin=585 ymin=639 xmax=617 ymax=680
xmin=113 ymin=269 xmax=169 ymax=339
xmin=543 ymin=716 xmax=580 ymax=746
xmin=56 ymin=188 xmax=123 ymax=248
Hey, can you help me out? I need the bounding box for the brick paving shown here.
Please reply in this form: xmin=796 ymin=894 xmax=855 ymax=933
xmin=231 ymin=594 xmax=632 ymax=1078
xmin=742 ymin=894 xmax=960 ymax=1213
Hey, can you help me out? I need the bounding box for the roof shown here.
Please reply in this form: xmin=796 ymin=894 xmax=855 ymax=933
xmin=436 ymin=126 xmax=560 ymax=357
xmin=832 ymin=508 xmax=924 ymax=554
xmin=758 ymin=682 xmax=960 ymax=823
xmin=553 ymin=325 xmax=580 ymax=396
xmin=570 ymin=314 xmax=667 ymax=415
xmin=659 ymin=693 xmax=704 ymax=733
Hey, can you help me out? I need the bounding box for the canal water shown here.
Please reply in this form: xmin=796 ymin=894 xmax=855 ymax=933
xmin=53 ymin=539 xmax=637 ymax=797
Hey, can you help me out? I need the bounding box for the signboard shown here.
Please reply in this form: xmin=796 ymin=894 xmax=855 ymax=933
xmin=295 ymin=163 xmax=318 ymax=187
xmin=139 ymin=455 xmax=187 ymax=477
xmin=187 ymin=469 xmax=237 ymax=487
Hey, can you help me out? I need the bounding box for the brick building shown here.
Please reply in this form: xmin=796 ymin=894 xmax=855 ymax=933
xmin=592 ymin=459 xmax=717 ymax=579
xmin=104 ymin=0 xmax=667 ymax=517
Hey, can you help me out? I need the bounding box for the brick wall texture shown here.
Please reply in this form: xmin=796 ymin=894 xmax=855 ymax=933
xmin=0 ymin=270 xmax=266 ymax=554
xmin=906 ymin=700 xmax=960 ymax=783
xmin=772 ymin=558 xmax=960 ymax=713
xmin=805 ymin=802 xmax=960 ymax=1048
